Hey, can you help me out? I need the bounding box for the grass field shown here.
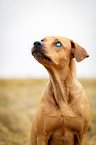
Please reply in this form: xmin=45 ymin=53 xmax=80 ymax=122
xmin=0 ymin=78 xmax=96 ymax=145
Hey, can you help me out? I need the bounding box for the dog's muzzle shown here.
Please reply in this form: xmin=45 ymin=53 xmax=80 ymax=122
xmin=32 ymin=41 xmax=51 ymax=61
xmin=32 ymin=41 xmax=44 ymax=53
xmin=32 ymin=41 xmax=44 ymax=57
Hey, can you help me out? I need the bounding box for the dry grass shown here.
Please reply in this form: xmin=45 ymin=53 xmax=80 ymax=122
xmin=0 ymin=78 xmax=96 ymax=145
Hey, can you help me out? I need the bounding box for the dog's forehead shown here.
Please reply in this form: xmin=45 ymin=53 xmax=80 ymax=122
xmin=43 ymin=36 xmax=71 ymax=45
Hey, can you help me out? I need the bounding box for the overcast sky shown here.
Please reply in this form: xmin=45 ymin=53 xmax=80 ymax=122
xmin=0 ymin=0 xmax=96 ymax=78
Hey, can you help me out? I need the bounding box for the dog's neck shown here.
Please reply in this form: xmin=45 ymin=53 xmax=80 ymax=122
xmin=47 ymin=59 xmax=76 ymax=107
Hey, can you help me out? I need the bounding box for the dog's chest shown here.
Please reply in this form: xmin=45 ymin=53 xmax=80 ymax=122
xmin=44 ymin=107 xmax=83 ymax=145
xmin=45 ymin=107 xmax=83 ymax=133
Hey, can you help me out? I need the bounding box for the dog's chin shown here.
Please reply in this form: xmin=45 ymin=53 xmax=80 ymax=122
xmin=32 ymin=51 xmax=52 ymax=62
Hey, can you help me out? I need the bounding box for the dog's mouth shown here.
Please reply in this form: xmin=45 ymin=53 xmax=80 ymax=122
xmin=32 ymin=49 xmax=51 ymax=62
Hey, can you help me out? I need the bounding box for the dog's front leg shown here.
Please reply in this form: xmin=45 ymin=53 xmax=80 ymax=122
xmin=37 ymin=136 xmax=48 ymax=145
xmin=80 ymin=134 xmax=87 ymax=145
xmin=28 ymin=117 xmax=37 ymax=145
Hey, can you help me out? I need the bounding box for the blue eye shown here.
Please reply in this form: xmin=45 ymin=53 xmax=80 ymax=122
xmin=54 ymin=41 xmax=62 ymax=47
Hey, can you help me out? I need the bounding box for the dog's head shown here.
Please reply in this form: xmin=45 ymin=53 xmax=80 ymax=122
xmin=32 ymin=36 xmax=89 ymax=68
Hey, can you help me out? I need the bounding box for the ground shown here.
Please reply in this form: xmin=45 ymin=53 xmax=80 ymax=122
xmin=0 ymin=78 xmax=96 ymax=145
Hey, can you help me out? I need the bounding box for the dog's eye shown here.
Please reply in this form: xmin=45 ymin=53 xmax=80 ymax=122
xmin=54 ymin=41 xmax=62 ymax=47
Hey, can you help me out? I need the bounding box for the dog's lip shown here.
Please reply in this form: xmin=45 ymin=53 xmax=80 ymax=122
xmin=32 ymin=50 xmax=52 ymax=62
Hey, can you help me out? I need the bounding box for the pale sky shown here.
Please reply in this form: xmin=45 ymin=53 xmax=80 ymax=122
xmin=0 ymin=0 xmax=96 ymax=78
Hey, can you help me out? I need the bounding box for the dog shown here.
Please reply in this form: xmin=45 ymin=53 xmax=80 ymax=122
xmin=28 ymin=36 xmax=90 ymax=145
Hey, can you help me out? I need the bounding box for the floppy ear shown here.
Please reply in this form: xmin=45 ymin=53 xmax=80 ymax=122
xmin=71 ymin=41 xmax=89 ymax=62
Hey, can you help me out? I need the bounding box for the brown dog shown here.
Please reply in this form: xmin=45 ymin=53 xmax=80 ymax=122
xmin=28 ymin=36 xmax=90 ymax=145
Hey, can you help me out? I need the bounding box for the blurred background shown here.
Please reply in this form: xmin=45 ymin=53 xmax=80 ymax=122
xmin=0 ymin=0 xmax=96 ymax=145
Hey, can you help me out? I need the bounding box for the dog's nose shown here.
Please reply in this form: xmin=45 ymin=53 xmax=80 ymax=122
xmin=33 ymin=41 xmax=43 ymax=48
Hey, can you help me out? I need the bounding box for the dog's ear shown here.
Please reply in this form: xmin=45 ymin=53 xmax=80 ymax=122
xmin=71 ymin=41 xmax=89 ymax=62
